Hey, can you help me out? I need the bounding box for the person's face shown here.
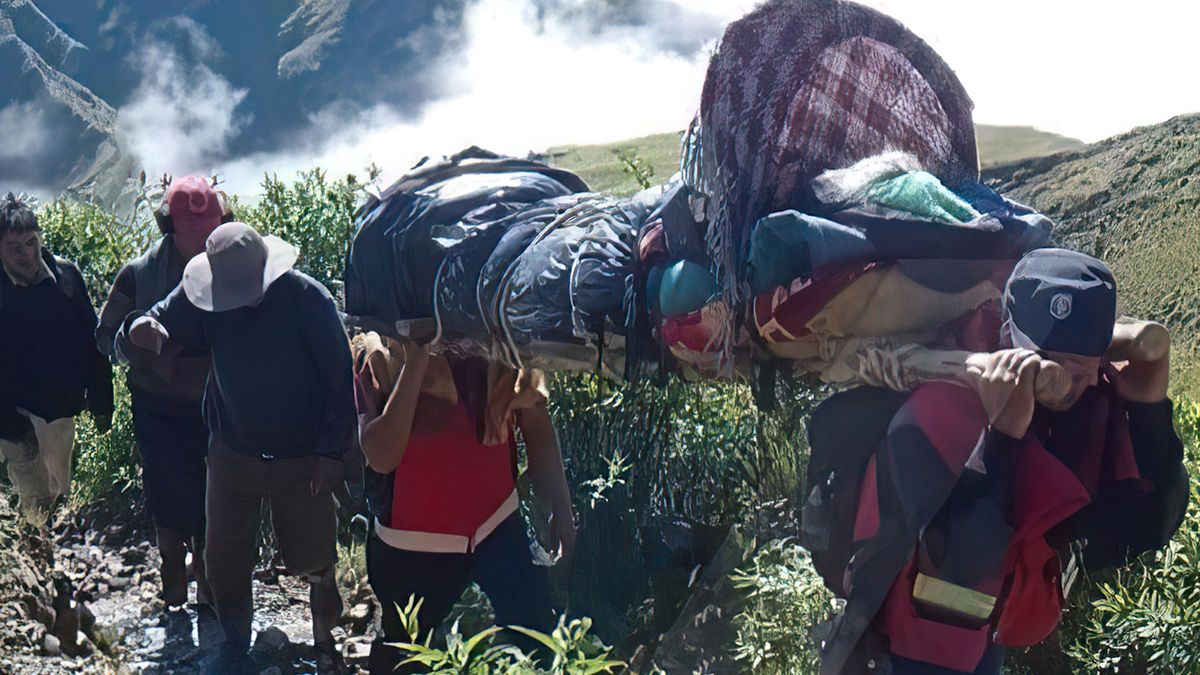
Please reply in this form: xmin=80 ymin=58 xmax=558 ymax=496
xmin=1041 ymin=350 xmax=1102 ymax=411
xmin=0 ymin=230 xmax=43 ymax=282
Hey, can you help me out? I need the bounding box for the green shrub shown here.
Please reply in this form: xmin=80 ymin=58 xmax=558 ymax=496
xmin=730 ymin=538 xmax=832 ymax=675
xmin=389 ymin=595 xmax=624 ymax=674
xmin=35 ymin=200 xmax=151 ymax=505
xmin=1061 ymin=400 xmax=1200 ymax=672
xmin=235 ymin=168 xmax=368 ymax=292
xmin=69 ymin=377 xmax=140 ymax=506
xmin=37 ymin=200 xmax=155 ymax=303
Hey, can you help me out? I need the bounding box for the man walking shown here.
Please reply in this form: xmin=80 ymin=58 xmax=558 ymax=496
xmin=99 ymin=176 xmax=228 ymax=608
xmin=127 ymin=222 xmax=354 ymax=673
xmin=0 ymin=193 xmax=113 ymax=522
xmin=811 ymin=249 xmax=1188 ymax=674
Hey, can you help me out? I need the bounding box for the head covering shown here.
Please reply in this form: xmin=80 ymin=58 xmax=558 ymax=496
xmin=182 ymin=222 xmax=299 ymax=312
xmin=166 ymin=176 xmax=224 ymax=247
xmin=1003 ymin=248 xmax=1116 ymax=357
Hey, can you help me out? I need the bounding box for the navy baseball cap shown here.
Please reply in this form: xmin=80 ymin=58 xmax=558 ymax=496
xmin=1003 ymin=248 xmax=1116 ymax=357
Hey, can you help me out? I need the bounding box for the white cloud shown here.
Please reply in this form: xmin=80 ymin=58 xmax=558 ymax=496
xmin=115 ymin=18 xmax=249 ymax=179
xmin=218 ymin=0 xmax=746 ymax=196
xmin=214 ymin=0 xmax=1200 ymax=197
xmin=0 ymin=102 xmax=52 ymax=160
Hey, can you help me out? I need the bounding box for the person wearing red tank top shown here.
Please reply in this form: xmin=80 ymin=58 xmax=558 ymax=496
xmin=352 ymin=333 xmax=576 ymax=674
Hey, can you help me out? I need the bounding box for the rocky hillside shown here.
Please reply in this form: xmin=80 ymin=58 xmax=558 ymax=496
xmin=985 ymin=114 xmax=1200 ymax=394
xmin=1 ymin=0 xmax=481 ymax=199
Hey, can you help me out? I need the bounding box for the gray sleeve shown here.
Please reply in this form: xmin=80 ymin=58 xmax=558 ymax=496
xmin=145 ymin=285 xmax=207 ymax=352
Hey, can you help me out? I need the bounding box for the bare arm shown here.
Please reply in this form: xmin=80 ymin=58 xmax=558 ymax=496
xmin=518 ymin=404 xmax=577 ymax=559
xmin=359 ymin=342 xmax=429 ymax=474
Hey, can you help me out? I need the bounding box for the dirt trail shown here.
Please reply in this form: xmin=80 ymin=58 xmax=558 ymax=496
xmin=0 ymin=495 xmax=377 ymax=674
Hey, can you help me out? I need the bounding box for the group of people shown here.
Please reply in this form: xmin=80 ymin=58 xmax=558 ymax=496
xmin=0 ymin=175 xmax=1190 ymax=675
xmin=0 ymin=179 xmax=575 ymax=674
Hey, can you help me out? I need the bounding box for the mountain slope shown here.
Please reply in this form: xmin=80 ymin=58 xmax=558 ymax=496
xmin=985 ymin=114 xmax=1200 ymax=393
xmin=975 ymin=125 xmax=1086 ymax=168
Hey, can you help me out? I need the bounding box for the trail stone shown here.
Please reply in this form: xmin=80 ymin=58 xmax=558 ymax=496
xmin=253 ymin=625 xmax=290 ymax=653
xmin=43 ymin=633 xmax=61 ymax=656
xmin=345 ymin=603 xmax=372 ymax=632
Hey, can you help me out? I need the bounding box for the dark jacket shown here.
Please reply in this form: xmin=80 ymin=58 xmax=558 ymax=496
xmin=0 ymin=249 xmax=114 ymax=438
xmin=100 ymin=235 xmax=210 ymax=413
xmin=141 ymin=270 xmax=355 ymax=460
xmin=812 ymin=377 xmax=1188 ymax=675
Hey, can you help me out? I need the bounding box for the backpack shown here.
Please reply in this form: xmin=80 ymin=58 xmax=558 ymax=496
xmin=801 ymin=386 xmax=909 ymax=596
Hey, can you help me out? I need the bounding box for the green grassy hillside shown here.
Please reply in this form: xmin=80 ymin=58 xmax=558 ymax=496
xmin=985 ymin=114 xmax=1200 ymax=395
xmin=544 ymin=131 xmax=685 ymax=196
xmin=975 ymin=125 xmax=1086 ymax=167
xmin=545 ymin=125 xmax=1087 ymax=195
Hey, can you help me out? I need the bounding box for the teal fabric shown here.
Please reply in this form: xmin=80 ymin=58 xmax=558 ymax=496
xmin=659 ymin=260 xmax=717 ymax=317
xmin=865 ymin=171 xmax=979 ymax=225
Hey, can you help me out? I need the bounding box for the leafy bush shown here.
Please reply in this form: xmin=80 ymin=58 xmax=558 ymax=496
xmin=730 ymin=538 xmax=832 ymax=675
xmin=37 ymin=200 xmax=155 ymax=303
xmin=35 ymin=200 xmax=151 ymax=505
xmin=1061 ymin=400 xmax=1200 ymax=672
xmin=69 ymin=378 xmax=140 ymax=506
xmin=234 ymin=168 xmax=369 ymax=292
xmin=390 ymin=595 xmax=624 ymax=674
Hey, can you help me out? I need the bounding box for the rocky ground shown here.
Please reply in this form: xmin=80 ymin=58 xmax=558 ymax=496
xmin=0 ymin=489 xmax=380 ymax=674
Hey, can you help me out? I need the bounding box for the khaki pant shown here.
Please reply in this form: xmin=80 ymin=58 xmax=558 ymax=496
xmin=0 ymin=409 xmax=76 ymax=503
xmin=205 ymin=440 xmax=343 ymax=651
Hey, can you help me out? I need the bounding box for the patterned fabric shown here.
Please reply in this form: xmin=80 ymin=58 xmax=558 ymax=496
xmin=774 ymin=37 xmax=960 ymax=209
xmin=688 ymin=0 xmax=979 ymax=358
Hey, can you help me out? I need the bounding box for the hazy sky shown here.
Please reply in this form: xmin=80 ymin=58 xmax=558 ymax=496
xmin=211 ymin=0 xmax=1195 ymax=193
xmin=160 ymin=0 xmax=1200 ymax=193
xmin=861 ymin=0 xmax=1200 ymax=142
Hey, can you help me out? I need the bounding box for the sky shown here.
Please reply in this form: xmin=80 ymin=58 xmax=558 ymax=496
xmin=9 ymin=0 xmax=1200 ymax=198
xmin=209 ymin=0 xmax=1200 ymax=195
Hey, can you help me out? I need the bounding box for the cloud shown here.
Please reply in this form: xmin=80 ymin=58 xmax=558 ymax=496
xmin=531 ymin=0 xmax=728 ymax=56
xmin=114 ymin=17 xmax=249 ymax=178
xmin=217 ymin=0 xmax=755 ymax=196
xmin=0 ymin=102 xmax=53 ymax=160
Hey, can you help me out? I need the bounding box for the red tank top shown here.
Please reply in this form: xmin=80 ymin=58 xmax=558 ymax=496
xmin=386 ymin=398 xmax=517 ymax=542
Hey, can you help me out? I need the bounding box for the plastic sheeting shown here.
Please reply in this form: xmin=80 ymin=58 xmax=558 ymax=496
xmin=345 ymin=147 xmax=589 ymax=324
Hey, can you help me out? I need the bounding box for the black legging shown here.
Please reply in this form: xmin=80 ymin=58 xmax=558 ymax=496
xmin=366 ymin=514 xmax=555 ymax=674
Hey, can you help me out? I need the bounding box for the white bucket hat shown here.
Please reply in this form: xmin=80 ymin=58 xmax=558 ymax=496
xmin=182 ymin=222 xmax=299 ymax=312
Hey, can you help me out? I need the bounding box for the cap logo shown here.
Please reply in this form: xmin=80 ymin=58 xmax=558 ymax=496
xmin=1050 ymin=292 xmax=1073 ymax=320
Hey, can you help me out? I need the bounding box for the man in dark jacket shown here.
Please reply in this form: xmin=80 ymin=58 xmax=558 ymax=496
xmin=812 ymin=249 xmax=1188 ymax=675
xmin=126 ymin=222 xmax=355 ymax=673
xmin=0 ymin=193 xmax=113 ymax=522
xmin=99 ymin=176 xmax=226 ymax=608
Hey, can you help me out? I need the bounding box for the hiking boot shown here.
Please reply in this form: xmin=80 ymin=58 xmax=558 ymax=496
xmin=314 ymin=639 xmax=346 ymax=675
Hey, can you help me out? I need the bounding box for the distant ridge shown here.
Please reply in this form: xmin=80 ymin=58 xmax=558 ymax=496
xmin=546 ymin=125 xmax=1089 ymax=196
